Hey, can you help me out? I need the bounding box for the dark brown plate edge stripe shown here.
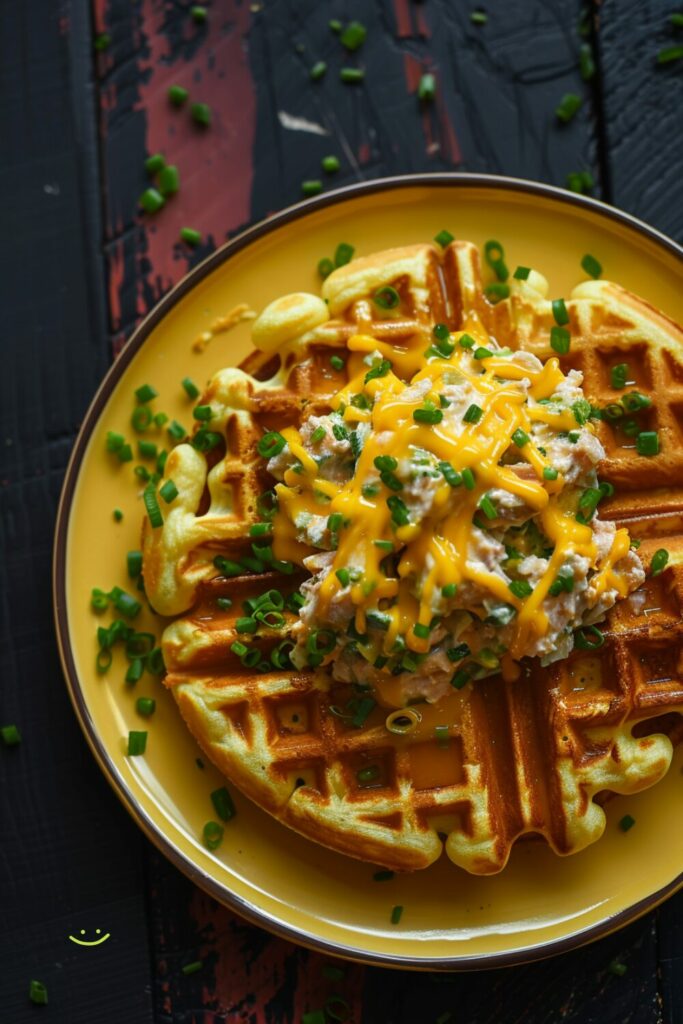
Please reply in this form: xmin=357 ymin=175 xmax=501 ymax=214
xmin=52 ymin=172 xmax=683 ymax=972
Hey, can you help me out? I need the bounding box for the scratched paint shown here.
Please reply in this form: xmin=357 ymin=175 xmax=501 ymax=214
xmin=184 ymin=886 xmax=365 ymax=1024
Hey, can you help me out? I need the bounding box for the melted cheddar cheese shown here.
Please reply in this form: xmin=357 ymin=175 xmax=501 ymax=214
xmin=264 ymin=316 xmax=642 ymax=703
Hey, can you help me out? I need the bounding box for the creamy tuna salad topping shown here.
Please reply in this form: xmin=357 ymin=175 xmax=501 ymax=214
xmin=260 ymin=319 xmax=644 ymax=708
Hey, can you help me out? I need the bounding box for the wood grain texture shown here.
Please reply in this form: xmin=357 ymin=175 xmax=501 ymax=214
xmin=2 ymin=0 xmax=682 ymax=1020
xmin=597 ymin=0 xmax=683 ymax=243
xmin=0 ymin=2 xmax=153 ymax=1021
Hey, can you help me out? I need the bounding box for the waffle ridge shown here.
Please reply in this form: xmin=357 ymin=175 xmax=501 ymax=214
xmin=144 ymin=241 xmax=683 ymax=873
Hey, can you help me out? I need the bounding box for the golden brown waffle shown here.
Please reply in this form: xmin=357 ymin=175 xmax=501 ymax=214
xmin=144 ymin=242 xmax=683 ymax=873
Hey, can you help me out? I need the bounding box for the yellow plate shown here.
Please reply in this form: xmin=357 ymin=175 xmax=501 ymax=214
xmin=54 ymin=175 xmax=683 ymax=969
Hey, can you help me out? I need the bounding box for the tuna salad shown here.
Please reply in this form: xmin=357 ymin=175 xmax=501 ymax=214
xmin=259 ymin=323 xmax=645 ymax=708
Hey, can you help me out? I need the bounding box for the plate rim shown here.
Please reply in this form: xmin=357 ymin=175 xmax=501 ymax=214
xmin=53 ymin=172 xmax=683 ymax=971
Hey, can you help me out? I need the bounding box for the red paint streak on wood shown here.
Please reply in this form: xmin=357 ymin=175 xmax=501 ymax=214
xmin=107 ymin=239 xmax=125 ymax=331
xmin=402 ymin=42 xmax=462 ymax=165
xmin=134 ymin=0 xmax=256 ymax=302
xmin=393 ymin=0 xmax=413 ymax=38
xmin=187 ymin=889 xmax=365 ymax=1023
xmin=402 ymin=52 xmax=422 ymax=93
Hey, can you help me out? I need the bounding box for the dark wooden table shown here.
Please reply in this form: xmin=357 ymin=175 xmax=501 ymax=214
xmin=2 ymin=1 xmax=682 ymax=1021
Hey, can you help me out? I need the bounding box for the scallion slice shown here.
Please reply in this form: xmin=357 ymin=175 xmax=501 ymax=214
xmin=211 ymin=785 xmax=236 ymax=821
xmin=581 ymin=253 xmax=602 ymax=278
xmin=143 ymin=485 xmax=164 ymax=529
xmin=127 ymin=730 xmax=147 ymax=756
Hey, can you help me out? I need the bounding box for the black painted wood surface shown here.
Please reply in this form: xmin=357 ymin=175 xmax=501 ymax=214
xmin=1 ymin=1 xmax=682 ymax=1021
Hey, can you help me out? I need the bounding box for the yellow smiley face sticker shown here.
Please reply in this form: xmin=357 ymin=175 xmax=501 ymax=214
xmin=68 ymin=928 xmax=111 ymax=947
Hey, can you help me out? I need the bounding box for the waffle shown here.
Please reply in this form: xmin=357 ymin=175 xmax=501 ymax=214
xmin=143 ymin=242 xmax=683 ymax=873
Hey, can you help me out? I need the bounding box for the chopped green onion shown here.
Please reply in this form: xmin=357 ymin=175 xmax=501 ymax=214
xmin=618 ymin=814 xmax=636 ymax=832
xmin=566 ymin=170 xmax=594 ymax=194
xmin=113 ymin=508 xmax=123 ymax=521
xmin=125 ymin=658 xmax=144 ymax=685
xmin=479 ymin=494 xmax=497 ymax=520
xmin=193 ymin=404 xmax=213 ymax=422
xmin=158 ymin=164 xmax=180 ymax=196
xmin=484 ymin=239 xmax=509 ymax=281
xmin=357 ymin=764 xmax=380 ymax=785
xmin=621 ymin=391 xmax=651 ymax=412
xmin=191 ymin=5 xmax=207 ymax=22
xmin=636 ymin=431 xmax=659 ymax=457
xmin=330 ymin=354 xmax=346 ymax=372
xmin=434 ymin=229 xmax=454 ymax=248
xmin=509 ymin=579 xmax=533 ymax=598
xmin=192 ymin=428 xmax=222 ymax=453
xmin=106 ymin=431 xmax=125 ymax=452
xmin=134 ymin=465 xmax=150 ymax=483
xmin=132 ymin=405 xmax=153 ymax=432
xmin=148 ymin=647 xmax=166 ymax=675
xmin=340 ymin=20 xmax=367 ymax=50
xmin=143 ymin=485 xmax=164 ymax=529
xmin=335 ymin=242 xmax=355 ymax=266
xmin=127 ymin=550 xmax=143 ymax=577
xmin=650 ymin=549 xmax=669 ymax=576
xmin=180 ymin=227 xmax=202 ymax=247
xmin=336 ymin=568 xmax=351 ymax=587
xmin=511 ymin=428 xmax=529 ymax=447
xmin=459 ymin=333 xmax=475 ymax=349
xmin=1 ymin=724 xmax=21 ymax=746
xmin=182 ymin=961 xmax=203 ymax=976
xmin=318 ymin=257 xmax=334 ymax=278
xmin=168 ymin=84 xmax=189 ymax=106
xmin=91 ymin=588 xmax=109 ymax=613
xmin=191 ymin=102 xmax=212 ymax=126
xmin=610 ymin=363 xmax=629 ymax=389
xmin=211 ymin=785 xmax=236 ymax=822
xmin=94 ymin=33 xmax=111 ymax=51
xmin=159 ymin=479 xmax=178 ymax=504
xmin=470 ymin=11 xmax=488 ymax=24
xmin=136 ymin=697 xmax=156 ymax=717
xmin=548 ymin=573 xmax=574 ymax=596
xmin=463 ymin=403 xmax=483 ymax=424
xmin=390 ymin=905 xmax=403 ymax=924
xmin=461 ymin=467 xmax=475 ymax=490
xmin=138 ymin=440 xmax=157 ymax=460
xmin=413 ymin=622 xmax=431 ymax=639
xmin=167 ymin=419 xmax=186 ymax=442
xmin=340 ymin=67 xmax=364 ymax=83
xmin=552 ymin=299 xmax=569 ymax=326
xmin=438 ymin=461 xmax=461 ymax=487
xmin=555 ymin=92 xmax=582 ymax=122
xmin=434 ymin=724 xmax=450 ymax=747
xmin=202 ymin=820 xmax=224 ymax=850
xmin=310 ymin=60 xmax=327 ymax=81
xmin=441 ymin=583 xmax=457 ymax=598
xmin=484 ymin=283 xmax=509 ymax=303
xmin=29 ymin=981 xmax=48 ymax=1005
xmin=365 ymin=358 xmax=392 ymax=382
xmin=418 ymin=73 xmax=436 ymax=101
xmin=322 ymin=155 xmax=340 ymax=174
xmin=110 ymin=587 xmax=142 ymax=619
xmin=513 ymin=265 xmax=531 ymax=280
xmin=301 ymin=180 xmax=323 ymax=197
xmin=139 ymin=188 xmax=165 ymax=214
xmin=543 ymin=466 xmax=559 ymax=481
xmin=608 ymin=960 xmax=628 ymax=977
xmin=574 ymin=625 xmax=605 ymax=650
xmin=387 ymin=495 xmax=410 ymax=526
xmin=581 ymin=253 xmax=602 ymax=278
xmin=180 ymin=376 xmax=198 ymax=399
xmin=657 ymin=45 xmax=683 ymax=64
xmin=550 ymin=326 xmax=570 ymax=355
xmin=329 ymin=18 xmax=342 ymax=32
xmin=413 ymin=407 xmax=443 ymax=424
xmin=258 ymin=431 xmax=286 ymax=458
xmin=135 ymin=383 xmax=158 ymax=404
xmin=127 ymin=730 xmax=147 ymax=756
xmin=373 ymin=285 xmax=400 ymax=310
